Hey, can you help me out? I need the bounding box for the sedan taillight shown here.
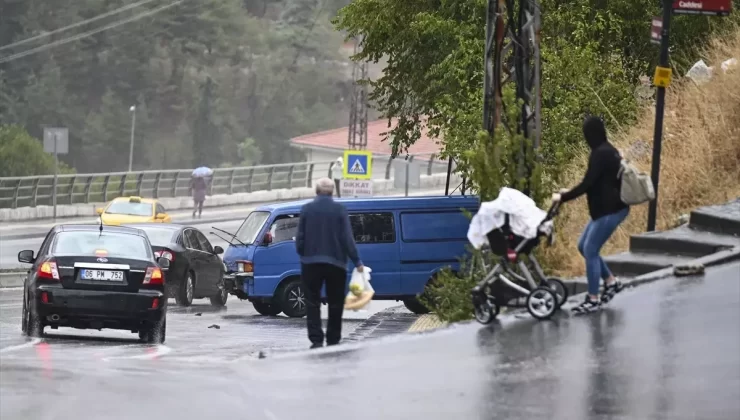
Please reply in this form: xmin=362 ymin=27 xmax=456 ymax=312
xmin=143 ymin=267 xmax=164 ymax=285
xmin=38 ymin=261 xmax=60 ymax=280
xmin=154 ymin=250 xmax=175 ymax=261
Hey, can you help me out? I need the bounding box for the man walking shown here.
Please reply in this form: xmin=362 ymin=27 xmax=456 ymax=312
xmin=296 ymin=178 xmax=363 ymax=348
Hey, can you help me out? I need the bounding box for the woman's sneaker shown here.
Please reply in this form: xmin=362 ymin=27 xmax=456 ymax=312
xmin=601 ymin=280 xmax=624 ymax=304
xmin=572 ymin=296 xmax=601 ymax=315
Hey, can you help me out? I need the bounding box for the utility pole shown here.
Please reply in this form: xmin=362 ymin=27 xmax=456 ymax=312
xmin=481 ymin=0 xmax=542 ymax=195
xmin=348 ymin=36 xmax=368 ymax=150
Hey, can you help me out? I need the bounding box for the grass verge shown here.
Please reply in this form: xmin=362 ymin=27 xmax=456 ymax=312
xmin=542 ymin=28 xmax=740 ymax=277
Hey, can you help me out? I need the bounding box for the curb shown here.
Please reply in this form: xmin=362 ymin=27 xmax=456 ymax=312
xmin=344 ymin=246 xmax=740 ymax=338
xmin=407 ymin=314 xmax=447 ymax=332
xmin=0 ymin=271 xmax=26 ymax=288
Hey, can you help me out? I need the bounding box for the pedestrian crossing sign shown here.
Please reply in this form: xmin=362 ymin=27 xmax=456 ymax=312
xmin=343 ymin=150 xmax=373 ymax=180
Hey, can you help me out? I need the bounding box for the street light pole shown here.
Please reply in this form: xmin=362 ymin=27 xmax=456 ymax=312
xmin=128 ymin=105 xmax=136 ymax=172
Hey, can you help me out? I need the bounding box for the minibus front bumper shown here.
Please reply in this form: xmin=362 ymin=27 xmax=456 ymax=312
xmin=223 ymin=273 xmax=251 ymax=300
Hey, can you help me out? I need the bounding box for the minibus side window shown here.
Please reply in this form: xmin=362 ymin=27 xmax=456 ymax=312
xmin=349 ymin=213 xmax=395 ymax=244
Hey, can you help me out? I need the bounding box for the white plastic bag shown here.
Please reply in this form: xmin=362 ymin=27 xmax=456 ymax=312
xmin=345 ymin=267 xmax=373 ymax=311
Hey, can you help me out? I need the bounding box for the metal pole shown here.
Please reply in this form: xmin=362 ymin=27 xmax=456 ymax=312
xmin=444 ymin=157 xmax=453 ymax=195
xmin=128 ymin=106 xmax=136 ymax=172
xmin=52 ymin=133 xmax=58 ymax=221
xmin=647 ymin=0 xmax=672 ymax=232
xmin=404 ymin=161 xmax=409 ymax=197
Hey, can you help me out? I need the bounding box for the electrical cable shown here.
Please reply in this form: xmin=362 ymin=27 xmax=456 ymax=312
xmin=0 ymin=0 xmax=236 ymax=85
xmin=0 ymin=0 xmax=184 ymax=64
xmin=0 ymin=0 xmax=161 ymax=52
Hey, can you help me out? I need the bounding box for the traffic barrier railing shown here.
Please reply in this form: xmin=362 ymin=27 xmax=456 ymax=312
xmin=0 ymin=154 xmax=448 ymax=209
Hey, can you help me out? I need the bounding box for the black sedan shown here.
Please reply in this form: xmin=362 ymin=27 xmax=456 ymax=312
xmin=124 ymin=224 xmax=228 ymax=307
xmin=18 ymin=224 xmax=170 ymax=343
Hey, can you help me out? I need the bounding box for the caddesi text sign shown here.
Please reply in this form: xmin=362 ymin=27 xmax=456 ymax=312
xmin=672 ymin=0 xmax=732 ymax=16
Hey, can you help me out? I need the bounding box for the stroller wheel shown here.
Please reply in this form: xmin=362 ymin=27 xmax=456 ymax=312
xmin=526 ymin=287 xmax=557 ymax=320
xmin=545 ymin=277 xmax=569 ymax=309
xmin=474 ymin=300 xmax=499 ymax=325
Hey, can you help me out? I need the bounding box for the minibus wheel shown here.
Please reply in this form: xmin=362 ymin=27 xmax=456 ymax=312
xmin=403 ymin=297 xmax=430 ymax=315
xmin=253 ymin=301 xmax=282 ymax=316
xmin=277 ymin=278 xmax=307 ymax=318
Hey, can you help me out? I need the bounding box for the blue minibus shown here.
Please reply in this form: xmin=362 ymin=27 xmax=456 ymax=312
xmin=221 ymin=195 xmax=480 ymax=318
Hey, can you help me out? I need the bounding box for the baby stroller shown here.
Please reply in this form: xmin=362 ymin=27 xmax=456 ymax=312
xmin=468 ymin=189 xmax=568 ymax=323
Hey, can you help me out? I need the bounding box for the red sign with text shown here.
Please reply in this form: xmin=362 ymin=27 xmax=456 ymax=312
xmin=672 ymin=0 xmax=732 ymax=16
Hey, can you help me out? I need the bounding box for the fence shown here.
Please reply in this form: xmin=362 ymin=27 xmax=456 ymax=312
xmin=0 ymin=153 xmax=448 ymax=209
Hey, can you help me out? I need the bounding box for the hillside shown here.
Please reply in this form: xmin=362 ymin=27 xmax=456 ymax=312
xmin=544 ymin=27 xmax=740 ymax=276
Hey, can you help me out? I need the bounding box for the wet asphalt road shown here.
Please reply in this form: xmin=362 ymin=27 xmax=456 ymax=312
xmin=1 ymin=262 xmax=739 ymax=420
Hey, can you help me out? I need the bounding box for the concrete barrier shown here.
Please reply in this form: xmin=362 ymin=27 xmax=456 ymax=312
xmin=0 ymin=173 xmax=462 ymax=222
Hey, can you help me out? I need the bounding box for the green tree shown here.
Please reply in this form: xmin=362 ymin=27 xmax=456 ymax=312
xmin=192 ymin=77 xmax=222 ymax=167
xmin=0 ymin=125 xmax=56 ymax=177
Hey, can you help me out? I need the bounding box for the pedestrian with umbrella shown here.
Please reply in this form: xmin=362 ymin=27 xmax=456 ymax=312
xmin=190 ymin=166 xmax=212 ymax=218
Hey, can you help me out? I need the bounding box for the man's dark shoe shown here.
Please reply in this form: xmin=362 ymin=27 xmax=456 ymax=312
xmin=326 ymin=342 xmax=339 ymax=347
xmin=310 ymin=343 xmax=323 ymax=349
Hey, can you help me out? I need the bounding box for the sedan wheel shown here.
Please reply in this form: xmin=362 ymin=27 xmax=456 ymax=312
xmin=209 ymin=280 xmax=229 ymax=307
xmin=23 ymin=292 xmax=43 ymax=337
xmin=278 ymin=280 xmax=307 ymax=318
xmin=176 ymin=273 xmax=195 ymax=307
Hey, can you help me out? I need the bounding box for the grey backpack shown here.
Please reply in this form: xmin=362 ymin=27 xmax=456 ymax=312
xmin=618 ymin=159 xmax=655 ymax=205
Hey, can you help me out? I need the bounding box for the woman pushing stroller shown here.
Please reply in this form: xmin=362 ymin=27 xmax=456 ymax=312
xmin=551 ymin=116 xmax=628 ymax=315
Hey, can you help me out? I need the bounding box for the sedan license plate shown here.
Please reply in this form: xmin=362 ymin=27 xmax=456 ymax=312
xmin=80 ymin=269 xmax=124 ymax=282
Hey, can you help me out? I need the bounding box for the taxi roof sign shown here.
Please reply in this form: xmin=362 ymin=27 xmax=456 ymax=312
xmin=128 ymin=196 xmax=142 ymax=203
xmin=343 ymin=150 xmax=373 ymax=180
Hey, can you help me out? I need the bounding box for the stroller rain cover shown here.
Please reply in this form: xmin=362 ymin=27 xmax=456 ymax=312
xmin=467 ymin=187 xmax=551 ymax=249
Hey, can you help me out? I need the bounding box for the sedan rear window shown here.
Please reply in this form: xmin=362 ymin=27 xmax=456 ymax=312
xmin=135 ymin=227 xmax=176 ymax=247
xmin=105 ymin=201 xmax=152 ymax=216
xmin=53 ymin=232 xmax=151 ymax=259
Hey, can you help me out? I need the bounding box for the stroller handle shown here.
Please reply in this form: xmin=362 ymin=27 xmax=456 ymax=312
xmin=543 ymin=200 xmax=562 ymax=222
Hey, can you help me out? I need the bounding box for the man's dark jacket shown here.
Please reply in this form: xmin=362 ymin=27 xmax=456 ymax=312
xmin=296 ymin=194 xmax=361 ymax=270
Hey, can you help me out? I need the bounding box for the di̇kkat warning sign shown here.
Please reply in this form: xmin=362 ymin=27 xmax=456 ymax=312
xmin=343 ymin=150 xmax=373 ymax=180
xmin=340 ymin=179 xmax=373 ymax=198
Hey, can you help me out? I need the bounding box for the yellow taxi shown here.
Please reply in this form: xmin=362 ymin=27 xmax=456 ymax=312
xmin=96 ymin=196 xmax=172 ymax=226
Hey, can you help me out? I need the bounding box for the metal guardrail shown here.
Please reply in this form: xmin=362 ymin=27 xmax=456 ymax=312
xmin=0 ymin=154 xmax=446 ymax=209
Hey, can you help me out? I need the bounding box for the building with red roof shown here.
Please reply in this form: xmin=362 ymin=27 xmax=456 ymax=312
xmin=290 ymin=119 xmax=448 ymax=180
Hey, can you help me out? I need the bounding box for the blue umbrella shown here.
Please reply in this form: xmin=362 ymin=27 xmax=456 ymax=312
xmin=192 ymin=166 xmax=213 ymax=178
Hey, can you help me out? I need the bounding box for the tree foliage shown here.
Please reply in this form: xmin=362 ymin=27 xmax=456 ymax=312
xmin=334 ymin=0 xmax=737 ymax=184
xmin=0 ymin=0 xmax=355 ymax=174
xmin=0 ymin=125 xmax=68 ymax=177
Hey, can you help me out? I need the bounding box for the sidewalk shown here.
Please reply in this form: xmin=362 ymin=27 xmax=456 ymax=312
xmin=242 ymin=261 xmax=740 ymax=420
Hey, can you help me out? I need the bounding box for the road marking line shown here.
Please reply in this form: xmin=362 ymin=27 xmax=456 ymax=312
xmin=0 ymin=338 xmax=42 ymax=354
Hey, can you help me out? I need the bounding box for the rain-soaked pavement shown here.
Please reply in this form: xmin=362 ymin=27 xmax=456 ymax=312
xmin=1 ymin=261 xmax=739 ymax=420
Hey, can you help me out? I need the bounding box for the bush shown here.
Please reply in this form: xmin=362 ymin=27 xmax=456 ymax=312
xmin=0 ymin=125 xmax=57 ymax=177
xmin=419 ymin=247 xmax=497 ymax=323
